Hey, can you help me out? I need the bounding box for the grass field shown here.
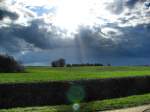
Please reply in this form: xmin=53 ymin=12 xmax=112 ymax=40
xmin=0 ymin=66 xmax=150 ymax=83
xmin=0 ymin=66 xmax=150 ymax=111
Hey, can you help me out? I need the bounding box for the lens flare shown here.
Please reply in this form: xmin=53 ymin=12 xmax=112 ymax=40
xmin=67 ymin=85 xmax=85 ymax=103
xmin=73 ymin=103 xmax=80 ymax=111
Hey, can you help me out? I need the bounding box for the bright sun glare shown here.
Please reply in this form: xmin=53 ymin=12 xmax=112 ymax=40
xmin=13 ymin=0 xmax=117 ymax=34
xmin=52 ymin=0 xmax=115 ymax=33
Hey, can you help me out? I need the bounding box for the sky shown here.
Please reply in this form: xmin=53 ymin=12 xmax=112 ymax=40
xmin=0 ymin=0 xmax=150 ymax=66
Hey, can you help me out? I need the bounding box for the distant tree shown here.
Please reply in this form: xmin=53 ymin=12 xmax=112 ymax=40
xmin=0 ymin=54 xmax=24 ymax=73
xmin=51 ymin=61 xmax=57 ymax=67
xmin=107 ymin=64 xmax=111 ymax=66
xmin=97 ymin=64 xmax=103 ymax=66
xmin=69 ymin=63 xmax=104 ymax=67
xmin=66 ymin=64 xmax=72 ymax=67
xmin=58 ymin=58 xmax=66 ymax=67
xmin=51 ymin=58 xmax=66 ymax=67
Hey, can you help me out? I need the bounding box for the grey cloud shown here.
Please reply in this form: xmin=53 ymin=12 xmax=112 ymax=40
xmin=125 ymin=0 xmax=149 ymax=8
xmin=106 ymin=0 xmax=150 ymax=28
xmin=123 ymin=0 xmax=146 ymax=8
xmin=0 ymin=19 xmax=74 ymax=53
xmin=0 ymin=19 xmax=150 ymax=65
xmin=73 ymin=26 xmax=126 ymax=59
xmin=0 ymin=8 xmax=19 ymax=20
xmin=106 ymin=0 xmax=124 ymax=14
xmin=145 ymin=0 xmax=150 ymax=8
xmin=74 ymin=23 xmax=150 ymax=58
xmin=0 ymin=26 xmax=33 ymax=53
xmin=109 ymin=24 xmax=150 ymax=57
xmin=12 ymin=19 xmax=73 ymax=49
xmin=125 ymin=0 xmax=140 ymax=8
xmin=1 ymin=19 xmax=149 ymax=58
xmin=0 ymin=0 xmax=4 ymax=3
xmin=75 ymin=26 xmax=114 ymax=49
xmin=105 ymin=0 xmax=147 ymax=15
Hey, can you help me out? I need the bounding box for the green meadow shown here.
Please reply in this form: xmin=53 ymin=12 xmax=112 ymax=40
xmin=0 ymin=66 xmax=150 ymax=83
xmin=0 ymin=66 xmax=150 ymax=112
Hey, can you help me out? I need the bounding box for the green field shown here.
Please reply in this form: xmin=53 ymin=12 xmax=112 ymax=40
xmin=0 ymin=66 xmax=150 ymax=83
xmin=0 ymin=66 xmax=150 ymax=111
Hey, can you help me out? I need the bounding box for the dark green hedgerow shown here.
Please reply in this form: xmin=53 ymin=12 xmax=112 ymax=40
xmin=0 ymin=93 xmax=150 ymax=112
xmin=0 ymin=76 xmax=150 ymax=109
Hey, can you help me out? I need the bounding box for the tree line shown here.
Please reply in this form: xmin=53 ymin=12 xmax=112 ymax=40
xmin=51 ymin=58 xmax=111 ymax=67
xmin=0 ymin=54 xmax=111 ymax=73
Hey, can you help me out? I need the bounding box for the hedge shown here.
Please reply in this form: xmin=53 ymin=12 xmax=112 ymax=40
xmin=0 ymin=76 xmax=150 ymax=108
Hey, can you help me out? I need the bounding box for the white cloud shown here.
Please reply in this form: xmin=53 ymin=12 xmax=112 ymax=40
xmin=116 ymin=0 xmax=150 ymax=27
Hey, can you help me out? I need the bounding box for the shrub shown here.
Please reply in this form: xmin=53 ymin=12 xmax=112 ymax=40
xmin=0 ymin=76 xmax=150 ymax=108
xmin=51 ymin=58 xmax=66 ymax=67
xmin=0 ymin=54 xmax=24 ymax=73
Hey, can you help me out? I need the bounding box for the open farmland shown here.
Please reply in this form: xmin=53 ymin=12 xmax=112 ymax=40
xmin=0 ymin=66 xmax=150 ymax=111
xmin=0 ymin=66 xmax=150 ymax=83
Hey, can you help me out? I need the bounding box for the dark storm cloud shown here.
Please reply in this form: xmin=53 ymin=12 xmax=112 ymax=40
xmin=0 ymin=0 xmax=17 ymax=20
xmin=13 ymin=20 xmax=57 ymax=49
xmin=0 ymin=19 xmax=150 ymax=65
xmin=12 ymin=19 xmax=73 ymax=49
xmin=0 ymin=19 xmax=150 ymax=59
xmin=106 ymin=0 xmax=148 ymax=15
xmin=74 ymin=23 xmax=150 ymax=58
xmin=125 ymin=0 xmax=149 ymax=8
xmin=106 ymin=23 xmax=150 ymax=57
xmin=17 ymin=24 xmax=150 ymax=65
xmin=0 ymin=19 xmax=74 ymax=53
xmin=75 ymin=26 xmax=114 ymax=49
xmin=145 ymin=0 xmax=150 ymax=8
xmin=0 ymin=8 xmax=19 ymax=20
xmin=125 ymin=0 xmax=140 ymax=7
xmin=73 ymin=26 xmax=126 ymax=59
xmin=0 ymin=26 xmax=33 ymax=53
